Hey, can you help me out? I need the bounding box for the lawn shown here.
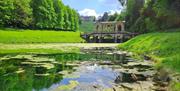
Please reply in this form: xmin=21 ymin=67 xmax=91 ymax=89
xmin=79 ymin=21 xmax=95 ymax=33
xmin=0 ymin=29 xmax=85 ymax=43
xmin=118 ymin=31 xmax=180 ymax=73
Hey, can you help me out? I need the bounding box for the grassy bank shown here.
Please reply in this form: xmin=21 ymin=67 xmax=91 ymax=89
xmin=0 ymin=43 xmax=80 ymax=54
xmin=118 ymin=32 xmax=180 ymax=73
xmin=0 ymin=43 xmax=119 ymax=54
xmin=0 ymin=29 xmax=84 ymax=43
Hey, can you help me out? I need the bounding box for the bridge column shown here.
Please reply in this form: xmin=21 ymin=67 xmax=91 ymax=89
xmin=99 ymin=36 xmax=102 ymax=43
xmin=121 ymin=23 xmax=125 ymax=32
xmin=120 ymin=34 xmax=124 ymax=43
xmin=114 ymin=34 xmax=118 ymax=43
xmin=86 ymin=36 xmax=90 ymax=43
xmin=93 ymin=36 xmax=98 ymax=43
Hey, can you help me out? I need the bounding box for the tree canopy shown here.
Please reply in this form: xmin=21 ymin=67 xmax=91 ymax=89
xmin=118 ymin=0 xmax=180 ymax=33
xmin=0 ymin=0 xmax=80 ymax=31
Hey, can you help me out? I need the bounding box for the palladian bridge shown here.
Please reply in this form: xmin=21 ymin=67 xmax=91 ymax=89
xmin=81 ymin=21 xmax=138 ymax=43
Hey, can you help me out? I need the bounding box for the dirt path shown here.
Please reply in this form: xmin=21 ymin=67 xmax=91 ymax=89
xmin=0 ymin=43 xmax=119 ymax=49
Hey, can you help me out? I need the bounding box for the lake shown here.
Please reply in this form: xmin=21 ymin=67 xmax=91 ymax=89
xmin=0 ymin=47 xmax=156 ymax=91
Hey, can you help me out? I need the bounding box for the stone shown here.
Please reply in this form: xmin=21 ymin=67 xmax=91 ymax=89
xmin=115 ymin=72 xmax=148 ymax=83
xmin=122 ymin=61 xmax=153 ymax=70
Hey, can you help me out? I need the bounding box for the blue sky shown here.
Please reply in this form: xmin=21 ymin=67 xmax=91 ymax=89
xmin=62 ymin=0 xmax=122 ymax=17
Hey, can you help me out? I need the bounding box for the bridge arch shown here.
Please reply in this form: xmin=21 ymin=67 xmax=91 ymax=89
xmin=95 ymin=21 xmax=125 ymax=33
xmin=116 ymin=21 xmax=125 ymax=32
xmin=81 ymin=21 xmax=137 ymax=43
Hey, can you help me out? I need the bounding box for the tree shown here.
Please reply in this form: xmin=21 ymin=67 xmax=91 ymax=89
xmin=46 ymin=0 xmax=57 ymax=28
xmin=0 ymin=0 xmax=33 ymax=28
xmin=101 ymin=12 xmax=109 ymax=22
xmin=119 ymin=0 xmax=180 ymax=33
xmin=108 ymin=12 xmax=118 ymax=21
xmin=0 ymin=0 xmax=14 ymax=27
xmin=119 ymin=0 xmax=127 ymax=7
xmin=67 ymin=8 xmax=75 ymax=31
xmin=0 ymin=0 xmax=80 ymax=31
xmin=13 ymin=0 xmax=33 ymax=28
xmin=123 ymin=0 xmax=145 ymax=32
xmin=72 ymin=10 xmax=79 ymax=31
xmin=116 ymin=11 xmax=126 ymax=21
xmin=63 ymin=6 xmax=70 ymax=30
xmin=31 ymin=0 xmax=57 ymax=29
xmin=53 ymin=0 xmax=64 ymax=29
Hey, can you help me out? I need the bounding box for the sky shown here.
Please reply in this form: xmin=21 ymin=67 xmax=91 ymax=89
xmin=62 ymin=0 xmax=123 ymax=17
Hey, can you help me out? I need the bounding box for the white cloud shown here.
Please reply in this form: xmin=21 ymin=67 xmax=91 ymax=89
xmin=78 ymin=8 xmax=101 ymax=18
xmin=78 ymin=8 xmax=122 ymax=18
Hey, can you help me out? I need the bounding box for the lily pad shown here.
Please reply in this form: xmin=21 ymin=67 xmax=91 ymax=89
xmin=15 ymin=68 xmax=25 ymax=74
xmin=53 ymin=81 xmax=79 ymax=91
xmin=30 ymin=57 xmax=55 ymax=62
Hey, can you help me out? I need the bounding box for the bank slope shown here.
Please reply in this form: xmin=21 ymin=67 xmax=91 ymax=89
xmin=118 ymin=32 xmax=180 ymax=73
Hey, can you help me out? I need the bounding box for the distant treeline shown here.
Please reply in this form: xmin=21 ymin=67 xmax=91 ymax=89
xmin=119 ymin=0 xmax=180 ymax=33
xmin=0 ymin=0 xmax=79 ymax=31
xmin=97 ymin=12 xmax=125 ymax=22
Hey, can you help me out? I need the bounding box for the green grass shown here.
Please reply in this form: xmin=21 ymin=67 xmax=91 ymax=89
xmin=118 ymin=31 xmax=180 ymax=73
xmin=79 ymin=21 xmax=95 ymax=32
xmin=172 ymin=82 xmax=180 ymax=91
xmin=0 ymin=29 xmax=84 ymax=43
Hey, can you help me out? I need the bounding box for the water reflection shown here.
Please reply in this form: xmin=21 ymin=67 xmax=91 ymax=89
xmin=0 ymin=48 xmax=127 ymax=91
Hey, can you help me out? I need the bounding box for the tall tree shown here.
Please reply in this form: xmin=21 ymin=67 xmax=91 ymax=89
xmin=73 ymin=10 xmax=79 ymax=31
xmin=63 ymin=6 xmax=71 ymax=30
xmin=108 ymin=12 xmax=118 ymax=21
xmin=31 ymin=0 xmax=57 ymax=29
xmin=69 ymin=9 xmax=75 ymax=31
xmin=118 ymin=0 xmax=180 ymax=33
xmin=0 ymin=0 xmax=80 ymax=31
xmin=53 ymin=0 xmax=64 ymax=29
xmin=0 ymin=0 xmax=14 ymax=27
xmin=13 ymin=0 xmax=33 ymax=28
xmin=101 ymin=12 xmax=109 ymax=22
xmin=126 ymin=0 xmax=144 ymax=30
